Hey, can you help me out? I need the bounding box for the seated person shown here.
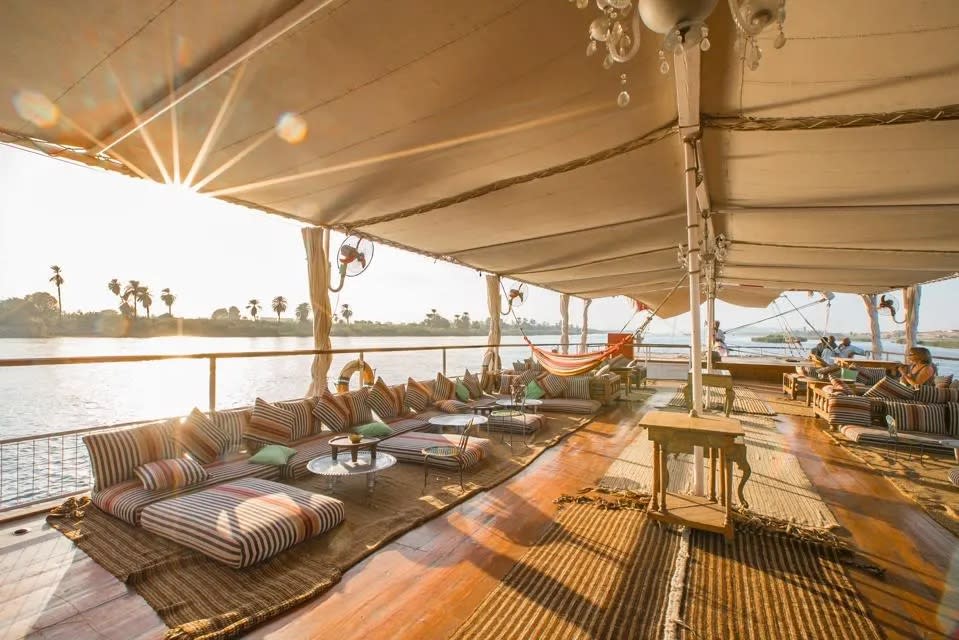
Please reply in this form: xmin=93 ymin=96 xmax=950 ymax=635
xmin=835 ymin=337 xmax=868 ymax=359
xmin=898 ymin=346 xmax=937 ymax=388
xmin=810 ymin=337 xmax=836 ymax=365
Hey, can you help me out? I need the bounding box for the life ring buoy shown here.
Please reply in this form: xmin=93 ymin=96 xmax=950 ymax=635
xmin=336 ymin=359 xmax=374 ymax=393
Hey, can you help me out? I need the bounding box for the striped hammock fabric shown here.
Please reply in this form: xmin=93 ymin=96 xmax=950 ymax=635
xmin=525 ymin=337 xmax=628 ymax=377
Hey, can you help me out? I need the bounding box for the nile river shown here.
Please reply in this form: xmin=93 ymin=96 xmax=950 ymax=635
xmin=1 ymin=334 xmax=956 ymax=439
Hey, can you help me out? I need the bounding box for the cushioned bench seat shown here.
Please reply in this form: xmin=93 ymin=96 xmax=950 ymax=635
xmin=92 ymin=454 xmax=280 ymax=525
xmin=140 ymin=478 xmax=345 ymax=568
xmin=539 ymin=397 xmax=602 ymax=414
xmin=839 ymin=425 xmax=959 ymax=462
xmin=487 ymin=411 xmax=546 ymax=434
xmin=377 ymin=431 xmax=491 ymax=470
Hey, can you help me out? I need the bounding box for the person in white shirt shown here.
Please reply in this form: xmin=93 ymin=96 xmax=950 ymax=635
xmin=835 ymin=337 xmax=868 ymax=359
xmin=711 ymin=321 xmax=728 ymax=357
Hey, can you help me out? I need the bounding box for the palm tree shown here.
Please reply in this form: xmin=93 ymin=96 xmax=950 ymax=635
xmin=247 ymin=299 xmax=261 ymax=321
xmin=160 ymin=288 xmax=176 ymax=316
xmin=272 ymin=296 xmax=288 ymax=322
xmin=107 ymin=278 xmax=121 ymax=298
xmin=123 ymin=280 xmax=142 ymax=318
xmin=341 ymin=303 xmax=353 ymax=325
xmin=49 ymin=265 xmax=64 ymax=318
xmin=140 ymin=288 xmax=153 ymax=318
xmin=295 ymin=302 xmax=310 ymax=323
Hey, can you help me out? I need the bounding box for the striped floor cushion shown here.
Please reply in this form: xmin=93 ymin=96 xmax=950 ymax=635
xmin=885 ymin=400 xmax=948 ymax=435
xmin=487 ymin=411 xmax=545 ymax=434
xmin=825 ymin=395 xmax=873 ymax=427
xmin=949 ymin=402 xmax=959 ymax=436
xmin=140 ymin=478 xmax=344 ymax=569
xmin=377 ymin=432 xmax=491 ymax=470
xmin=281 ymin=433 xmax=336 ymax=480
xmin=383 ymin=415 xmax=432 ymax=436
xmin=92 ymin=454 xmax=280 ymax=525
xmin=949 ymin=468 xmax=959 ymax=488
xmin=539 ymin=397 xmax=602 ymax=415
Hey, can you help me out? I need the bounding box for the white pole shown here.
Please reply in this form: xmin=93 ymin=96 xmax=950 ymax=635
xmin=706 ymin=273 xmax=716 ymax=373
xmin=559 ymin=293 xmax=570 ymax=354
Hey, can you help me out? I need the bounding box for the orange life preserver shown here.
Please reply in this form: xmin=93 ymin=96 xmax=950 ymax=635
xmin=336 ymin=359 xmax=374 ymax=393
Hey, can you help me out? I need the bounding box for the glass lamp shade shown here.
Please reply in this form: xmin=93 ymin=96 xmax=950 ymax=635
xmin=638 ymin=0 xmax=718 ymax=34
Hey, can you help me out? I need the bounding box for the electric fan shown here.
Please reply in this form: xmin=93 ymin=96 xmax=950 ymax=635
xmin=501 ymin=282 xmax=529 ymax=315
xmin=329 ymin=234 xmax=375 ymax=292
xmin=878 ymin=294 xmax=905 ymax=324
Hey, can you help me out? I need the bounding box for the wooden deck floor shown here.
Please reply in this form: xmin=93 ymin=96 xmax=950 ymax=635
xmin=2 ymin=383 xmax=957 ymax=639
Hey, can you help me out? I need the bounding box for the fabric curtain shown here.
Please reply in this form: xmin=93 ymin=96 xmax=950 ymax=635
xmin=302 ymin=226 xmax=333 ymax=396
xmin=580 ymin=298 xmax=591 ymax=354
xmin=485 ymin=275 xmax=502 ymax=373
xmin=902 ymin=285 xmax=921 ymax=355
xmin=860 ymin=294 xmax=883 ymax=358
xmin=559 ymin=294 xmax=570 ymax=354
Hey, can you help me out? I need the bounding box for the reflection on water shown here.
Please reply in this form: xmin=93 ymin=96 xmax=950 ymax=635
xmin=0 ymin=334 xmax=955 ymax=440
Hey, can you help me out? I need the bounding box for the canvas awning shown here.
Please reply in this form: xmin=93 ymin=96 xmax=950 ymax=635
xmin=2 ymin=0 xmax=957 ymax=314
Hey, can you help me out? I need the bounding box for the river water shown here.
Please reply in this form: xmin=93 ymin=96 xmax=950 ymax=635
xmin=1 ymin=334 xmax=956 ymax=440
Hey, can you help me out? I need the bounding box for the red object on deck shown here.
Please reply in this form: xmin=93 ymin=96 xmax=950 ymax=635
xmin=607 ymin=333 xmax=634 ymax=359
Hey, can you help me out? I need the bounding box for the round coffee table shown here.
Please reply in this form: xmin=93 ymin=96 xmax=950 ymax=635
xmin=427 ymin=413 xmax=488 ymax=435
xmin=307 ymin=451 xmax=396 ymax=494
xmin=495 ymin=398 xmax=543 ymax=413
xmin=328 ymin=435 xmax=380 ymax=463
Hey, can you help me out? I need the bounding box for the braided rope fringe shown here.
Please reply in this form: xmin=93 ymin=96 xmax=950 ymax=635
xmin=703 ymin=104 xmax=959 ymax=132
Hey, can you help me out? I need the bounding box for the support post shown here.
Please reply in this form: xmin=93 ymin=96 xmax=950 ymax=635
xmin=485 ymin=275 xmax=502 ymax=374
xmin=442 ymin=348 xmax=447 ymax=376
xmin=902 ymin=286 xmax=922 ymax=356
xmin=675 ymin=47 xmax=705 ymax=496
xmin=302 ymin=226 xmax=334 ymax=396
xmin=580 ymin=298 xmax=591 ymax=354
xmin=208 ymin=357 xmax=216 ymax=412
xmin=559 ymin=294 xmax=570 ymax=354
xmin=861 ymin=294 xmax=884 ymax=358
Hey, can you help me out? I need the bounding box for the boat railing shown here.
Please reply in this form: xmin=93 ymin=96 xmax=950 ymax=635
xmin=0 ymin=340 xmax=688 ymax=511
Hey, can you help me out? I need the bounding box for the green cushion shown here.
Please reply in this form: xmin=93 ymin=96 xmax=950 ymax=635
xmin=353 ymin=421 xmax=394 ymax=438
xmin=840 ymin=368 xmax=858 ymax=381
xmin=455 ymin=381 xmax=470 ymax=402
xmin=248 ymin=444 xmax=297 ymax=466
xmin=525 ymin=379 xmax=546 ymax=400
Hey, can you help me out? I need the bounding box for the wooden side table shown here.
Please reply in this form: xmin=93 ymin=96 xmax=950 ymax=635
xmin=328 ymin=436 xmax=379 ymax=464
xmin=804 ymin=378 xmax=832 ymax=407
xmin=684 ymin=368 xmax=735 ymax=416
xmin=642 ymin=411 xmax=747 ymax=541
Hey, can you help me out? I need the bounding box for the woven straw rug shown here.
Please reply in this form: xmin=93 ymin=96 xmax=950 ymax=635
xmin=667 ymin=386 xmax=776 ymax=416
xmin=47 ymin=410 xmax=599 ymax=640
xmin=602 ymin=413 xmax=838 ymax=529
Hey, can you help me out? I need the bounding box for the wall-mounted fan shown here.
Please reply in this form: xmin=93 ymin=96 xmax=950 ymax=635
xmin=878 ymin=294 xmax=906 ymax=324
xmin=329 ymin=234 xmax=374 ymax=293
xmin=501 ymin=282 xmax=528 ymax=315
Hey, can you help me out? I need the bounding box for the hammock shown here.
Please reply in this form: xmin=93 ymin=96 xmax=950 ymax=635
xmin=524 ymin=336 xmax=628 ymax=377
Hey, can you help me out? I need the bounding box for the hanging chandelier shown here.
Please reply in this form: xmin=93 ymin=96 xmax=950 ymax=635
xmin=572 ymin=0 xmax=787 ymax=106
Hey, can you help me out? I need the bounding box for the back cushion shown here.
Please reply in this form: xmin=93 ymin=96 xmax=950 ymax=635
xmin=948 ymin=403 xmax=959 ymax=436
xmin=175 ymin=408 xmax=231 ymax=464
xmin=828 ymin=376 xmax=858 ymax=396
xmin=885 ymin=401 xmax=948 ymax=435
xmin=83 ymin=419 xmax=178 ymax=491
xmin=914 ymin=386 xmax=959 ymax=404
xmin=276 ymin=398 xmax=315 ymax=441
xmin=313 ymin=388 xmax=371 ymax=432
xmin=213 ymin=408 xmax=250 ymax=454
xmin=250 ymin=397 xmax=298 ymax=442
xmin=434 ymin=373 xmax=456 ymax=401
xmin=462 ymin=370 xmax=482 ymax=399
xmin=405 ymin=378 xmax=432 ymax=412
xmin=499 ymin=374 xmax=517 ymax=395
xmin=825 ymin=395 xmax=872 ymax=427
xmin=368 ymin=377 xmax=405 ymax=419
xmin=538 ymin=373 xmax=567 ymax=398
xmin=854 ymin=367 xmax=886 ymax=385
xmin=864 ymin=376 xmax=916 ymax=401
xmin=564 ymin=377 xmax=592 ymax=400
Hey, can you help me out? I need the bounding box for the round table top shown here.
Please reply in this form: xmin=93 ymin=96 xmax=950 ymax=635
xmin=427 ymin=414 xmax=488 ymax=427
xmin=306 ymin=451 xmax=396 ymax=477
xmin=495 ymin=398 xmax=543 ymax=408
xmin=328 ymin=435 xmax=379 ymax=447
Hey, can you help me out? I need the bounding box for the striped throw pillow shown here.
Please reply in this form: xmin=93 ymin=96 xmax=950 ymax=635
xmin=434 ymin=373 xmax=456 ymax=401
xmin=406 ymin=378 xmax=432 ymax=412
xmin=538 ymin=373 xmax=567 ymax=398
xmin=885 ymin=401 xmax=948 ymax=435
xmin=948 ymin=402 xmax=959 ymax=436
xmin=814 ymin=364 xmax=841 ymax=379
xmin=564 ymin=377 xmax=591 ymax=400
xmin=499 ymin=374 xmax=517 ymax=395
xmin=312 ymin=389 xmax=371 ymax=432
xmin=83 ymin=419 xmax=179 ymax=491
xmin=275 ymin=399 xmax=314 ymax=441
xmin=176 ymin=408 xmax=231 ymax=464
xmin=828 ymin=376 xmax=858 ymax=396
xmin=213 ymin=409 xmax=249 ymax=453
xmin=436 ymin=399 xmax=471 ymax=414
xmin=515 ymin=369 xmax=538 ymax=387
xmin=854 ymin=367 xmax=886 ymax=385
xmin=368 ymin=377 xmax=405 ymax=419
xmin=463 ymin=370 xmax=482 ymax=399
xmin=825 ymin=395 xmax=873 ymax=428
xmin=864 ymin=377 xmax=916 ymax=401
xmin=250 ymin=398 xmax=298 ymax=442
xmin=134 ymin=457 xmax=209 ymax=491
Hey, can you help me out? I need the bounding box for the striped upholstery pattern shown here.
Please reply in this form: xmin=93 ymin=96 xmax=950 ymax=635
xmin=515 ymin=370 xmax=538 ymax=387
xmin=312 ymin=389 xmax=371 ymax=432
xmin=915 ymin=386 xmax=953 ymax=404
xmin=854 ymin=367 xmax=887 ymax=385
xmin=367 ymin=377 xmax=405 ymax=419
xmin=499 ymin=374 xmax=517 ymax=394
xmin=176 ymin=408 xmax=231 ymax=464
xmin=864 ymin=377 xmax=916 ymax=401
xmin=825 ymin=395 xmax=873 ymax=427
xmin=935 ymin=375 xmax=954 ymax=388
xmin=406 ymin=378 xmax=432 ymax=412
xmin=275 ymin=399 xmax=314 ymax=441
xmin=83 ymin=420 xmax=179 ymax=491
xmin=589 ymin=373 xmax=621 ymax=404
xmin=92 ymin=454 xmax=280 ymax=524
xmin=487 ymin=411 xmax=545 ymax=434
xmin=377 ymin=431 xmax=491 ymax=470
xmin=563 ymin=377 xmax=591 ymax=400
xmin=213 ymin=409 xmax=250 ymax=454
xmin=829 ymin=376 xmax=859 ymax=396
xmin=140 ymin=478 xmax=345 ymax=568
xmin=249 ymin=398 xmax=298 ymax=443
xmin=463 ymin=370 xmax=482 ymax=399
xmin=885 ymin=401 xmax=948 ymax=435
xmin=949 ymin=467 xmax=959 ymax=487
xmin=134 ymin=457 xmax=209 ymax=491
xmin=436 ymin=399 xmax=471 ymax=414
xmin=434 ymin=373 xmax=456 ymax=401
xmin=538 ymin=373 xmax=567 ymax=398
xmin=950 ymin=403 xmax=959 ymax=436
xmin=540 ymin=397 xmax=602 ymax=414
xmin=814 ymin=364 xmax=841 ymax=379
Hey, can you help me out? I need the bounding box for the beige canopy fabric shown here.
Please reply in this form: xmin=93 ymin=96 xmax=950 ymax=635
xmin=1 ymin=0 xmax=957 ymax=314
xmin=302 ymin=226 xmax=333 ymax=396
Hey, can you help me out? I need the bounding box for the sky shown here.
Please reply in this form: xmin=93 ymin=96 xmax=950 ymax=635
xmin=0 ymin=143 xmax=956 ymax=335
